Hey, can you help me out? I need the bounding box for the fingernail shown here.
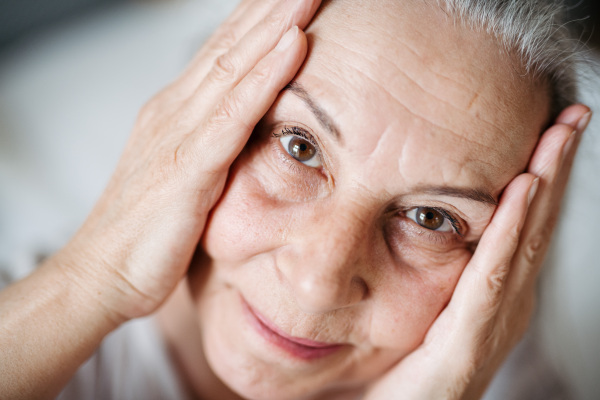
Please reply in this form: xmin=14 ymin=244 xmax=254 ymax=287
xmin=528 ymin=177 xmax=540 ymax=206
xmin=577 ymin=111 xmax=592 ymax=134
xmin=561 ymin=130 xmax=577 ymax=161
xmin=275 ymin=26 xmax=299 ymax=52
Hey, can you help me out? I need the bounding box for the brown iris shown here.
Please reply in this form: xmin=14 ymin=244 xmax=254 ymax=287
xmin=416 ymin=207 xmax=445 ymax=230
xmin=288 ymin=136 xmax=316 ymax=162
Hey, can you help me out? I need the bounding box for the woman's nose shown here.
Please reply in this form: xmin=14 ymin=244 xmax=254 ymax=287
xmin=278 ymin=207 xmax=371 ymax=314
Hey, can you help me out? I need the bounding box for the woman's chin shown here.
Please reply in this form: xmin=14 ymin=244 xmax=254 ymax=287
xmin=198 ymin=289 xmax=319 ymax=400
xmin=196 ymin=284 xmax=369 ymax=400
xmin=202 ymin=324 xmax=313 ymax=400
xmin=203 ymin=341 xmax=364 ymax=400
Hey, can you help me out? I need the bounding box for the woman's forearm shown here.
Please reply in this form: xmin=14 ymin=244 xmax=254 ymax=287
xmin=0 ymin=254 xmax=120 ymax=400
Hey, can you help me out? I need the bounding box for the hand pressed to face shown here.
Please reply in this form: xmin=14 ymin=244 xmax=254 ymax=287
xmin=179 ymin=1 xmax=575 ymax=400
xmin=61 ymin=0 xmax=321 ymax=320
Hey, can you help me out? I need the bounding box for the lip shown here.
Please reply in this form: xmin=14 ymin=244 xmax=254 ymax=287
xmin=241 ymin=296 xmax=345 ymax=360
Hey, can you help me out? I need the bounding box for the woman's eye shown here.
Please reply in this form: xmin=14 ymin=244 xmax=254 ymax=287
xmin=405 ymin=207 xmax=454 ymax=232
xmin=278 ymin=131 xmax=322 ymax=168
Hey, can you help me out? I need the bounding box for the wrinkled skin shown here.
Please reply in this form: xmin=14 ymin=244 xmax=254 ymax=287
xmin=157 ymin=1 xmax=588 ymax=400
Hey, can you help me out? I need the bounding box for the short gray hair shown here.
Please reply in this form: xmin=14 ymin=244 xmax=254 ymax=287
xmin=435 ymin=0 xmax=580 ymax=119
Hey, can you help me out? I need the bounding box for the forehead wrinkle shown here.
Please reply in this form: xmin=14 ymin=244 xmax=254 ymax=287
xmin=354 ymin=40 xmax=523 ymax=143
xmin=375 ymin=27 xmax=488 ymax=96
xmin=310 ymin=35 xmax=512 ymax=154
xmin=344 ymin=60 xmax=506 ymax=157
xmin=310 ymin=5 xmax=540 ymax=143
xmin=374 ymin=50 xmax=511 ymax=140
xmin=374 ymin=47 xmax=482 ymax=111
xmin=316 ymin=1 xmax=504 ymax=112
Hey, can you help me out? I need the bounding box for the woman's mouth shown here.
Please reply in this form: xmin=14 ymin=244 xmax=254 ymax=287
xmin=241 ymin=296 xmax=345 ymax=360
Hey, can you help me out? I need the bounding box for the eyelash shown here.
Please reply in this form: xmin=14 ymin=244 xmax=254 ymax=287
xmin=273 ymin=125 xmax=313 ymax=140
xmin=272 ymin=126 xmax=320 ymax=154
xmin=273 ymin=125 xmax=321 ymax=144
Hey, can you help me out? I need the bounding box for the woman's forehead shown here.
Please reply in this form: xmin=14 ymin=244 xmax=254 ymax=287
xmin=293 ymin=0 xmax=550 ymax=194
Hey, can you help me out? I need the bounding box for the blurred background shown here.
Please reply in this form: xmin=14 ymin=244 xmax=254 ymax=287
xmin=0 ymin=0 xmax=598 ymax=399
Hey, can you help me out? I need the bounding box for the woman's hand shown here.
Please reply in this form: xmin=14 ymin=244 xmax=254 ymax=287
xmin=0 ymin=1 xmax=321 ymax=398
xmin=364 ymin=105 xmax=592 ymax=400
xmin=56 ymin=0 xmax=321 ymax=321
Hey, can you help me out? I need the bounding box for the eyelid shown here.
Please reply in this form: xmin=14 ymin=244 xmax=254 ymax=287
xmin=403 ymin=206 xmax=464 ymax=237
xmin=272 ymin=124 xmax=326 ymax=169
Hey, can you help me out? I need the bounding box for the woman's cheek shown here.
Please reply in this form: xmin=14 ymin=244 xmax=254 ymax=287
xmin=252 ymin=136 xmax=330 ymax=201
xmin=367 ymin=222 xmax=471 ymax=348
xmin=202 ymin=145 xmax=314 ymax=262
xmin=368 ymin=254 xmax=467 ymax=348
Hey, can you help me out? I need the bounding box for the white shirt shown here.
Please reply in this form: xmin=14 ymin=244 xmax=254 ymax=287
xmin=57 ymin=316 xmax=190 ymax=400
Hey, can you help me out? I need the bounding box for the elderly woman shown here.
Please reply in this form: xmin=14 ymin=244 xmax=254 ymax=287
xmin=0 ymin=0 xmax=593 ymax=399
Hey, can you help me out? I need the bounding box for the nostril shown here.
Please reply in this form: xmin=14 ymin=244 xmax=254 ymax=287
xmin=351 ymin=276 xmax=369 ymax=301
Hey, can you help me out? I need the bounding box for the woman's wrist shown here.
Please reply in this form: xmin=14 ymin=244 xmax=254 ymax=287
xmin=0 ymin=250 xmax=123 ymax=399
xmin=52 ymin=233 xmax=163 ymax=324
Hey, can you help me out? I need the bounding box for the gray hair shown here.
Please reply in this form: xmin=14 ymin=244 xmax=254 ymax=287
xmin=434 ymin=0 xmax=581 ymax=119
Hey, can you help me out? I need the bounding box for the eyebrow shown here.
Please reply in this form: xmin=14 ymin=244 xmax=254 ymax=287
xmin=284 ymin=81 xmax=342 ymax=142
xmin=415 ymin=185 xmax=498 ymax=206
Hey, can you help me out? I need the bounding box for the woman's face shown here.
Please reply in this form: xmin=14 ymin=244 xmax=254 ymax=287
xmin=188 ymin=1 xmax=549 ymax=399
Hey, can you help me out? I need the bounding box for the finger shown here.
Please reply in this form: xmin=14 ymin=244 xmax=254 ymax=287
xmin=180 ymin=26 xmax=307 ymax=171
xmin=529 ymin=123 xmax=575 ymax=178
xmin=450 ymin=173 xmax=538 ymax=322
xmin=175 ymin=0 xmax=278 ymax=92
xmin=177 ymin=0 xmax=320 ymax=98
xmin=507 ymin=108 xmax=591 ymax=292
xmin=555 ymin=103 xmax=592 ymax=129
xmin=194 ymin=0 xmax=320 ymax=103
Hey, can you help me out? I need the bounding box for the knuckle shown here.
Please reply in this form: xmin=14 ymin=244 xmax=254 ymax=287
xmin=215 ymin=95 xmax=240 ymax=122
xmin=523 ymin=233 xmax=545 ymax=265
xmin=213 ymin=25 xmax=240 ymax=51
xmin=485 ymin=265 xmax=508 ymax=303
xmin=211 ymin=52 xmax=239 ymax=83
xmin=138 ymin=97 xmax=161 ymax=123
xmin=209 ymin=94 xmax=250 ymax=132
xmin=505 ymin=221 xmax=523 ymax=245
xmin=488 ymin=265 xmax=508 ymax=291
xmin=136 ymin=87 xmax=180 ymax=129
xmin=268 ymin=9 xmax=290 ymax=31
xmin=248 ymin=65 xmax=272 ymax=87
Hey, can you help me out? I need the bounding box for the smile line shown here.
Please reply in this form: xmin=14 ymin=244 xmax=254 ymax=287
xmin=241 ymin=297 xmax=345 ymax=360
